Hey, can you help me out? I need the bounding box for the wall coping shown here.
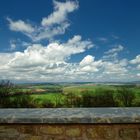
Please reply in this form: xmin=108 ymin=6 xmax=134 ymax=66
xmin=0 ymin=108 xmax=140 ymax=124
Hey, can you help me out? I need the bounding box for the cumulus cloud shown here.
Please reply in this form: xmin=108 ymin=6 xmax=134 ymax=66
xmin=79 ymin=55 xmax=103 ymax=73
xmin=9 ymin=40 xmax=16 ymax=51
xmin=80 ymin=55 xmax=95 ymax=66
xmin=41 ymin=0 xmax=78 ymax=26
xmin=119 ymin=59 xmax=128 ymax=67
xmin=104 ymin=45 xmax=124 ymax=55
xmin=130 ymin=54 xmax=140 ymax=71
xmin=101 ymin=45 xmax=129 ymax=79
xmin=7 ymin=18 xmax=34 ymax=33
xmin=103 ymin=45 xmax=124 ymax=61
xmin=7 ymin=0 xmax=78 ymax=42
xmin=0 ymin=37 xmax=135 ymax=82
xmin=0 ymin=36 xmax=96 ymax=82
xmin=0 ymin=44 xmax=137 ymax=82
xmin=3 ymin=0 xmax=139 ymax=82
xmin=103 ymin=62 xmax=128 ymax=75
xmin=130 ymin=55 xmax=140 ymax=64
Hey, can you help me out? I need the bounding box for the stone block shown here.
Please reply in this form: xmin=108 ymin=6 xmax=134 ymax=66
xmin=66 ymin=127 xmax=81 ymax=137
xmin=40 ymin=126 xmax=64 ymax=135
xmin=87 ymin=126 xmax=116 ymax=139
xmin=119 ymin=128 xmax=137 ymax=140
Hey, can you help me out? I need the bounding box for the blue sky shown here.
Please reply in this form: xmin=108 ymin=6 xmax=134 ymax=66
xmin=0 ymin=0 xmax=140 ymax=82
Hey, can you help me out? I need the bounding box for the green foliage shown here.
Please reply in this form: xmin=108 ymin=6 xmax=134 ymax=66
xmin=1 ymin=95 xmax=34 ymax=108
xmin=116 ymin=87 xmax=135 ymax=107
xmin=0 ymin=82 xmax=140 ymax=108
xmin=80 ymin=89 xmax=118 ymax=107
xmin=0 ymin=80 xmax=15 ymax=97
xmin=41 ymin=99 xmax=55 ymax=108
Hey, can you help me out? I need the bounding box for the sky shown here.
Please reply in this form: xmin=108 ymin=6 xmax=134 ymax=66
xmin=0 ymin=0 xmax=140 ymax=82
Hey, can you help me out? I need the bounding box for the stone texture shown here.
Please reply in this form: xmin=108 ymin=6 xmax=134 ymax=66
xmin=66 ymin=127 xmax=81 ymax=137
xmin=0 ymin=108 xmax=140 ymax=124
xmin=40 ymin=125 xmax=64 ymax=135
xmin=119 ymin=128 xmax=137 ymax=140
xmin=0 ymin=108 xmax=140 ymax=139
xmin=0 ymin=124 xmax=139 ymax=140
xmin=87 ymin=126 xmax=117 ymax=139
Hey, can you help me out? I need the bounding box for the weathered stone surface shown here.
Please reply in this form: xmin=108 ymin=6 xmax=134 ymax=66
xmin=0 ymin=107 xmax=139 ymax=140
xmin=0 ymin=108 xmax=140 ymax=124
xmin=19 ymin=125 xmax=38 ymax=135
xmin=119 ymin=128 xmax=137 ymax=140
xmin=87 ymin=126 xmax=116 ymax=139
xmin=66 ymin=127 xmax=81 ymax=137
xmin=40 ymin=126 xmax=64 ymax=135
xmin=0 ymin=128 xmax=20 ymax=138
xmin=0 ymin=124 xmax=139 ymax=140
xmin=27 ymin=136 xmax=43 ymax=140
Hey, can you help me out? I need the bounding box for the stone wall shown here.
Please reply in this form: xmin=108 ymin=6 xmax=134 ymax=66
xmin=0 ymin=124 xmax=140 ymax=140
xmin=0 ymin=108 xmax=140 ymax=140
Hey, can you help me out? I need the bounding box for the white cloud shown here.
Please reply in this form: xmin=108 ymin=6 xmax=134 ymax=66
xmin=129 ymin=55 xmax=140 ymax=71
xmin=80 ymin=55 xmax=94 ymax=66
xmin=0 ymin=38 xmax=137 ymax=82
xmin=103 ymin=62 xmax=128 ymax=75
xmin=130 ymin=55 xmax=140 ymax=64
xmin=103 ymin=45 xmax=124 ymax=61
xmin=41 ymin=0 xmax=78 ymax=26
xmin=0 ymin=36 xmax=95 ymax=82
xmin=137 ymin=64 xmax=140 ymax=70
xmin=119 ymin=59 xmax=128 ymax=66
xmin=104 ymin=45 xmax=124 ymax=54
xmin=9 ymin=40 xmax=16 ymax=50
xmin=3 ymin=1 xmax=139 ymax=82
xmin=33 ymin=22 xmax=70 ymax=41
xmin=0 ymin=44 xmax=138 ymax=82
xmin=79 ymin=55 xmax=103 ymax=73
xmin=7 ymin=18 xmax=34 ymax=33
xmin=7 ymin=0 xmax=79 ymax=42
xmin=8 ymin=35 xmax=93 ymax=67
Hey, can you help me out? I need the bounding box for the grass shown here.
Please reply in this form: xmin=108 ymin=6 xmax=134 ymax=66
xmin=0 ymin=82 xmax=140 ymax=108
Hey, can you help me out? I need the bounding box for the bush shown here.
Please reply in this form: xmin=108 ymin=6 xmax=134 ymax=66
xmin=80 ymin=89 xmax=117 ymax=107
xmin=0 ymin=95 xmax=34 ymax=108
xmin=0 ymin=80 xmax=15 ymax=97
xmin=81 ymin=90 xmax=94 ymax=107
xmin=42 ymin=100 xmax=55 ymax=108
xmin=116 ymin=87 xmax=136 ymax=107
xmin=0 ymin=80 xmax=15 ymax=107
xmin=93 ymin=89 xmax=118 ymax=107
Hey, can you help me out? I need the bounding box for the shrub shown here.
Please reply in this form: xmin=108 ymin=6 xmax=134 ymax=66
xmin=64 ymin=92 xmax=79 ymax=107
xmin=116 ymin=87 xmax=136 ymax=107
xmin=0 ymin=80 xmax=15 ymax=107
xmin=42 ymin=100 xmax=55 ymax=108
xmin=93 ymin=89 xmax=118 ymax=107
xmin=81 ymin=89 xmax=117 ymax=107
xmin=0 ymin=95 xmax=34 ymax=108
xmin=81 ymin=90 xmax=94 ymax=107
xmin=10 ymin=95 xmax=34 ymax=108
xmin=0 ymin=80 xmax=15 ymax=97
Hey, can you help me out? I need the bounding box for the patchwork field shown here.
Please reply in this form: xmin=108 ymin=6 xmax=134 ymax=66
xmin=0 ymin=81 xmax=140 ymax=108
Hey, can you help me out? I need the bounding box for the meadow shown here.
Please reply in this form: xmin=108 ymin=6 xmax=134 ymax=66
xmin=0 ymin=80 xmax=140 ymax=108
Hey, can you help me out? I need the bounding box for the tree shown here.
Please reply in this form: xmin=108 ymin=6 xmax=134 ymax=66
xmin=117 ymin=87 xmax=135 ymax=107
xmin=0 ymin=80 xmax=15 ymax=97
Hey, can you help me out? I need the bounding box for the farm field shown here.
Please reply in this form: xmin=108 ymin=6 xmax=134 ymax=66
xmin=0 ymin=81 xmax=140 ymax=108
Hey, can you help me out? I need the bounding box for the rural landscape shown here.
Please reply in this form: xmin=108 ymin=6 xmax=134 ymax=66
xmin=0 ymin=0 xmax=140 ymax=108
xmin=0 ymin=80 xmax=140 ymax=108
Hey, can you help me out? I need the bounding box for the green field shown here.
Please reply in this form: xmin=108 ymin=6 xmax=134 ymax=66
xmin=0 ymin=81 xmax=140 ymax=108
